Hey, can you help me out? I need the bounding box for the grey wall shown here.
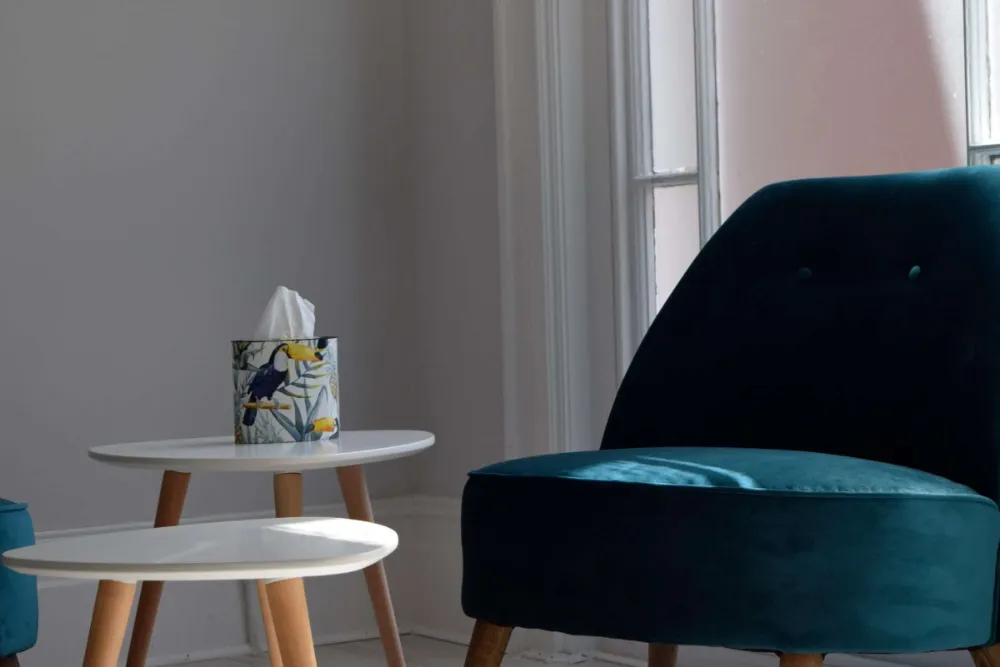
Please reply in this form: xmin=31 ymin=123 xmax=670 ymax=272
xmin=0 ymin=0 xmax=969 ymax=532
xmin=0 ymin=0 xmax=421 ymax=530
xmin=404 ymin=0 xmax=505 ymax=498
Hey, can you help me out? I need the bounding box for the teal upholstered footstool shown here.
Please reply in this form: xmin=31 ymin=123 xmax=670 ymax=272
xmin=460 ymin=168 xmax=1000 ymax=667
xmin=0 ymin=500 xmax=37 ymax=665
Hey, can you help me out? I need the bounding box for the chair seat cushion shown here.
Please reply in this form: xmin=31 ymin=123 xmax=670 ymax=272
xmin=0 ymin=499 xmax=38 ymax=657
xmin=461 ymin=448 xmax=1000 ymax=654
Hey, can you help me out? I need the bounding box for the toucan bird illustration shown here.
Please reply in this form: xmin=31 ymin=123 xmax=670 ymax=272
xmin=307 ymin=416 xmax=338 ymax=434
xmin=242 ymin=342 xmax=324 ymax=426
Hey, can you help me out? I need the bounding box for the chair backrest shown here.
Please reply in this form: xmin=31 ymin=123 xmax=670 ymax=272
xmin=600 ymin=167 xmax=1000 ymax=502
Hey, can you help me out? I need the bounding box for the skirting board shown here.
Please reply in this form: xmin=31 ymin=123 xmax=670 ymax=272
xmin=22 ymin=495 xmax=962 ymax=667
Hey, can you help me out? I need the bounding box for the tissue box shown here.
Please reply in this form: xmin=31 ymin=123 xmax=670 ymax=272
xmin=232 ymin=337 xmax=339 ymax=444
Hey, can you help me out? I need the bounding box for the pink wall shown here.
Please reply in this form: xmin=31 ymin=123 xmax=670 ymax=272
xmin=716 ymin=0 xmax=967 ymax=217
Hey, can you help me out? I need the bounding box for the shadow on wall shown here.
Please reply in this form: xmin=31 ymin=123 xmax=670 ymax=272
xmin=717 ymin=0 xmax=965 ymax=215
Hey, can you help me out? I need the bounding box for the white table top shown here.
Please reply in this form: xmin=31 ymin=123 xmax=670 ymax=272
xmin=2 ymin=517 xmax=397 ymax=583
xmin=89 ymin=430 xmax=434 ymax=473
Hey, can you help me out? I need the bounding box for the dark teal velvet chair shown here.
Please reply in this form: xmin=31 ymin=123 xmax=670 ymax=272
xmin=461 ymin=167 xmax=1000 ymax=667
xmin=0 ymin=500 xmax=37 ymax=667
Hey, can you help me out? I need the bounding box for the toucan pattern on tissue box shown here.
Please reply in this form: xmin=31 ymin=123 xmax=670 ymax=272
xmin=232 ymin=337 xmax=339 ymax=444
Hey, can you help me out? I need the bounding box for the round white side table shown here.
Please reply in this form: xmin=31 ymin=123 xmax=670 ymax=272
xmin=88 ymin=430 xmax=434 ymax=667
xmin=4 ymin=517 xmax=398 ymax=667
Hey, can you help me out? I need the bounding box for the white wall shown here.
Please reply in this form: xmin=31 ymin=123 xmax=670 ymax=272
xmin=0 ymin=0 xmax=420 ymax=531
xmin=404 ymin=0 xmax=505 ymax=498
xmin=0 ymin=0 xmax=970 ymax=525
xmin=717 ymin=0 xmax=967 ymax=217
xmin=398 ymin=0 xmax=972 ymax=498
xmin=1 ymin=1 xmax=977 ymax=664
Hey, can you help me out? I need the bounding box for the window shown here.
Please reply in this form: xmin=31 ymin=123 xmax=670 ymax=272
xmin=967 ymin=0 xmax=1000 ymax=163
xmin=616 ymin=0 xmax=720 ymax=326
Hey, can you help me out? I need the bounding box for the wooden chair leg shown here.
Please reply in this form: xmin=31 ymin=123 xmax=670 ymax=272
xmin=83 ymin=580 xmax=137 ymax=667
xmin=971 ymin=645 xmax=1000 ymax=667
xmin=125 ymin=470 xmax=190 ymax=667
xmin=266 ymin=578 xmax=317 ymax=667
xmin=337 ymin=465 xmax=406 ymax=667
xmin=0 ymin=654 xmax=20 ymax=667
xmin=463 ymin=620 xmax=513 ymax=667
xmin=648 ymin=643 xmax=678 ymax=667
xmin=778 ymin=655 xmax=823 ymax=667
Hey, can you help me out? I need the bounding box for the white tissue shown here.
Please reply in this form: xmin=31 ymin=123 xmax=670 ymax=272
xmin=254 ymin=286 xmax=316 ymax=339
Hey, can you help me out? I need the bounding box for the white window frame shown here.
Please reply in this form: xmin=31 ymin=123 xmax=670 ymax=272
xmin=494 ymin=0 xmax=606 ymax=467
xmin=967 ymin=0 xmax=1000 ymax=163
xmin=609 ymin=0 xmax=721 ymax=378
xmin=492 ymin=0 xmax=719 ymax=467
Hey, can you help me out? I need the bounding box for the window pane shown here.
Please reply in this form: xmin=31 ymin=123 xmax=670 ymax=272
xmin=648 ymin=0 xmax=698 ymax=172
xmin=654 ymin=185 xmax=700 ymax=311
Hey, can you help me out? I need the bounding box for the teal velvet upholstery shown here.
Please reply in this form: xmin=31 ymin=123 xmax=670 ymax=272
xmin=461 ymin=167 xmax=1000 ymax=654
xmin=463 ymin=448 xmax=999 ymax=652
xmin=0 ymin=499 xmax=37 ymax=658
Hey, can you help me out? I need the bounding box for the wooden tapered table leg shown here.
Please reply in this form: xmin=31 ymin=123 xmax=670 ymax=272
xmin=125 ymin=471 xmax=190 ymax=667
xmin=463 ymin=620 xmax=512 ymax=667
xmin=337 ymin=465 xmax=405 ymax=667
xmin=256 ymin=473 xmax=309 ymax=666
xmin=257 ymin=580 xmax=284 ymax=667
xmin=267 ymin=577 xmax=318 ymax=667
xmin=274 ymin=473 xmax=304 ymax=518
xmin=83 ymin=580 xmax=137 ymax=667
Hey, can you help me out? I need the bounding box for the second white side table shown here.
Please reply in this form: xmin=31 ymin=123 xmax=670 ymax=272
xmin=4 ymin=517 xmax=399 ymax=667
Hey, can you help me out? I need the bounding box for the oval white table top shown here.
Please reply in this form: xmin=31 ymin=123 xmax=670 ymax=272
xmin=3 ymin=517 xmax=397 ymax=583
xmin=89 ymin=430 xmax=434 ymax=473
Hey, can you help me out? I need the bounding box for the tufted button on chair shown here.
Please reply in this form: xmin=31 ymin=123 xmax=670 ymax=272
xmin=460 ymin=167 xmax=1000 ymax=667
